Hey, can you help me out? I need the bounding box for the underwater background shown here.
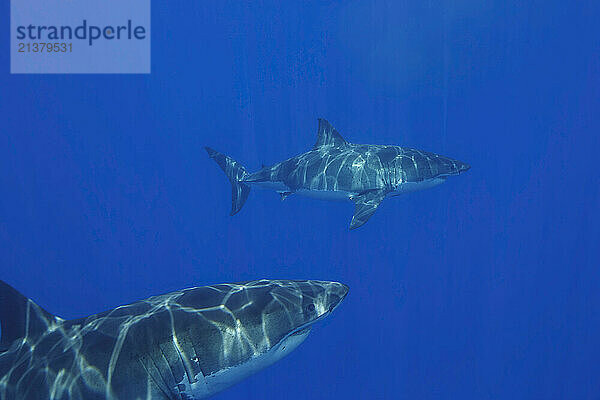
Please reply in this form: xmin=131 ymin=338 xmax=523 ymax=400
xmin=1 ymin=1 xmax=599 ymax=399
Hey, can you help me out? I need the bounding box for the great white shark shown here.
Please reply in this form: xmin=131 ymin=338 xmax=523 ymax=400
xmin=207 ymin=118 xmax=470 ymax=229
xmin=0 ymin=279 xmax=348 ymax=399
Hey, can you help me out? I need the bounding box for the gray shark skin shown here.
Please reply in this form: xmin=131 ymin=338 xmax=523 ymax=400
xmin=206 ymin=118 xmax=470 ymax=229
xmin=0 ymin=279 xmax=348 ymax=400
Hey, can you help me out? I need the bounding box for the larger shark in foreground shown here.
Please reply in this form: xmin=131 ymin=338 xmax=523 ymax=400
xmin=207 ymin=118 xmax=470 ymax=229
xmin=0 ymin=279 xmax=348 ymax=399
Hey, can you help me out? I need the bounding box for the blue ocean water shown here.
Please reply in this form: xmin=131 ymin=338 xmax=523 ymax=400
xmin=1 ymin=1 xmax=599 ymax=399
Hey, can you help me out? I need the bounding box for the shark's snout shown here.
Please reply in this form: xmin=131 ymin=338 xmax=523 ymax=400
xmin=322 ymin=282 xmax=349 ymax=315
xmin=458 ymin=162 xmax=471 ymax=173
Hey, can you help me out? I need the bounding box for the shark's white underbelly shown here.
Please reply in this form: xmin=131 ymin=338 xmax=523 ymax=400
xmin=296 ymin=189 xmax=354 ymax=201
xmin=395 ymin=178 xmax=446 ymax=193
xmin=248 ymin=181 xmax=289 ymax=191
xmin=176 ymin=329 xmax=311 ymax=399
xmin=248 ymin=177 xmax=446 ymax=201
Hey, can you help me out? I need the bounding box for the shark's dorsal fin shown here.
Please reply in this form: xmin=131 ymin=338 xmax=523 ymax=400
xmin=313 ymin=119 xmax=348 ymax=149
xmin=0 ymin=280 xmax=61 ymax=348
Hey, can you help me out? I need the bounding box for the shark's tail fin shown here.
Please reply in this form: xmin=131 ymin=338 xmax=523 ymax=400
xmin=0 ymin=280 xmax=60 ymax=349
xmin=205 ymin=147 xmax=251 ymax=216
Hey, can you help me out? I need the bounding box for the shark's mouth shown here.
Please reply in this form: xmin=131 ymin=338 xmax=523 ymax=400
xmin=282 ymin=306 xmax=336 ymax=341
xmin=276 ymin=318 xmax=320 ymax=346
xmin=289 ymin=326 xmax=312 ymax=337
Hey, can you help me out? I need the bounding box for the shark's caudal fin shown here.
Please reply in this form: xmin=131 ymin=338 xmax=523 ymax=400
xmin=0 ymin=280 xmax=60 ymax=349
xmin=314 ymin=119 xmax=348 ymax=148
xmin=205 ymin=147 xmax=251 ymax=216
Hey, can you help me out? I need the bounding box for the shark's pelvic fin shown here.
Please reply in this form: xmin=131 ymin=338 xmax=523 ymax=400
xmin=279 ymin=191 xmax=293 ymax=201
xmin=205 ymin=147 xmax=251 ymax=216
xmin=0 ymin=280 xmax=60 ymax=349
xmin=314 ymin=119 xmax=348 ymax=149
xmin=349 ymin=189 xmax=389 ymax=230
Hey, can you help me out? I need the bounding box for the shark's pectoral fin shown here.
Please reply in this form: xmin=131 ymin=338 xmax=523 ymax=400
xmin=349 ymin=189 xmax=389 ymax=230
xmin=279 ymin=191 xmax=293 ymax=201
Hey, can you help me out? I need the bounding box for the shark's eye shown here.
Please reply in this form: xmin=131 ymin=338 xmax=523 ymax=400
xmin=305 ymin=303 xmax=316 ymax=313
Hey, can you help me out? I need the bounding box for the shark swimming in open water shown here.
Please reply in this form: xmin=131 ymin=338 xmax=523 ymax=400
xmin=207 ymin=118 xmax=470 ymax=229
xmin=0 ymin=279 xmax=348 ymax=399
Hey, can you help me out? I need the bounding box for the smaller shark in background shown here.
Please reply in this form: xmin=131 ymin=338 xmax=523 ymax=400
xmin=207 ymin=118 xmax=470 ymax=229
xmin=0 ymin=279 xmax=348 ymax=399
